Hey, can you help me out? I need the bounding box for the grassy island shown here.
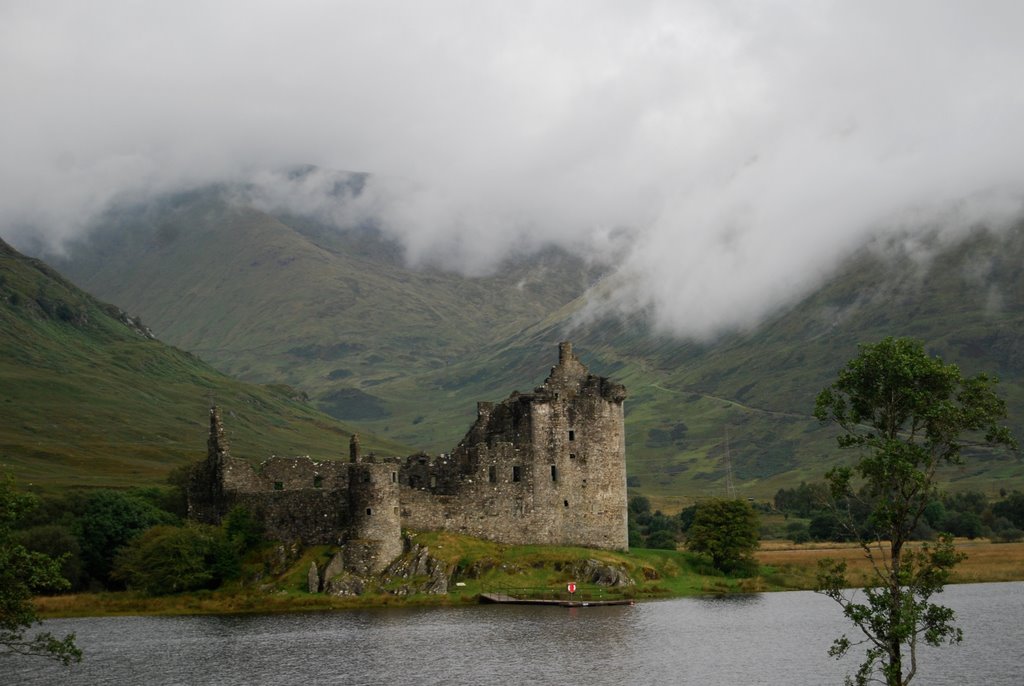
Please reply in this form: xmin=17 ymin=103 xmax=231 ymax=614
xmin=34 ymin=533 xmax=1024 ymax=618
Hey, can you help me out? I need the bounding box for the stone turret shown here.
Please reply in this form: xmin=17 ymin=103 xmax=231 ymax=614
xmin=559 ymin=340 xmax=573 ymax=363
xmin=350 ymin=433 xmax=361 ymax=463
xmin=208 ymin=405 xmax=230 ymax=461
xmin=188 ymin=406 xmax=230 ymax=521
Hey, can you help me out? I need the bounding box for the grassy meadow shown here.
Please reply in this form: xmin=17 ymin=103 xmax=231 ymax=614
xmin=757 ymin=538 xmax=1024 ymax=589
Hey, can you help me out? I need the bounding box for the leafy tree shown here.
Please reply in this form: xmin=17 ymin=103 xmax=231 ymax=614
xmin=0 ymin=474 xmax=81 ymax=665
xmin=685 ymin=499 xmax=759 ymax=573
xmin=627 ymin=523 xmax=644 ymax=548
xmin=992 ymin=491 xmax=1024 ymax=530
xmin=75 ymin=489 xmax=177 ymax=586
xmin=14 ymin=525 xmax=83 ymax=589
xmin=677 ymin=504 xmax=698 ymax=532
xmin=774 ymin=481 xmax=830 ymax=518
xmin=223 ymin=506 xmax=264 ymax=551
xmin=814 ymin=337 xmax=1016 ymax=686
xmin=112 ymin=524 xmax=239 ymax=595
xmin=628 ymin=495 xmax=651 ymax=516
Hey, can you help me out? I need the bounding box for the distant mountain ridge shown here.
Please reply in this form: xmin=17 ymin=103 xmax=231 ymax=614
xmin=41 ymin=182 xmax=1024 ymax=503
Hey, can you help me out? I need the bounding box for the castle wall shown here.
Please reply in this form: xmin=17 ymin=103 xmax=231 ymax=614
xmin=230 ymin=489 xmax=349 ymax=545
xmin=187 ymin=342 xmax=629 ymax=567
xmin=399 ymin=442 xmax=539 ymax=542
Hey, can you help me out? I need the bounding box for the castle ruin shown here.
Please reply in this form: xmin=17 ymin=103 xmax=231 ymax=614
xmin=187 ymin=342 xmax=628 ymax=574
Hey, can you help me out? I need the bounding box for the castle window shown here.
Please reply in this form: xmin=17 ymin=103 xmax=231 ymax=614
xmin=391 ymin=471 xmax=397 ymax=483
xmin=273 ymin=481 xmax=283 ymax=491
xmin=362 ymin=472 xmax=370 ymax=483
xmin=366 ymin=508 xmax=372 ymax=516
xmin=488 ymin=466 xmax=496 ymax=483
xmin=569 ymin=453 xmax=576 ymax=460
xmin=568 ymin=430 xmax=575 ymax=441
xmin=550 ymin=465 xmax=558 ymax=481
xmin=394 ymin=506 xmax=399 ymax=515
xmin=512 ymin=466 xmax=522 ymax=482
xmin=564 ymin=499 xmax=569 ymax=508
xmin=313 ymin=476 xmax=323 ymax=489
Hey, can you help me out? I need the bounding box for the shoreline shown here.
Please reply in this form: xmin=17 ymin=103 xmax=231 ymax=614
xmin=35 ymin=538 xmax=1024 ymax=619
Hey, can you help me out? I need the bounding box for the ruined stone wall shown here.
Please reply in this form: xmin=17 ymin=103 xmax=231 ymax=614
xmin=399 ymin=442 xmax=538 ymax=540
xmin=188 ymin=342 xmax=629 ymax=561
xmin=229 ymin=489 xmax=349 ymax=544
xmin=256 ymin=456 xmax=350 ymax=492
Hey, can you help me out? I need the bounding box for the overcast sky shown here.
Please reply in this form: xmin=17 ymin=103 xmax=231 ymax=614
xmin=3 ymin=1 xmax=1023 ymax=336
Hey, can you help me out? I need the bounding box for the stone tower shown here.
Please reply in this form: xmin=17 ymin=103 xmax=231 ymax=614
xmin=347 ymin=461 xmax=403 ymax=573
xmin=526 ymin=341 xmax=629 ymax=549
xmin=399 ymin=342 xmax=629 ymax=550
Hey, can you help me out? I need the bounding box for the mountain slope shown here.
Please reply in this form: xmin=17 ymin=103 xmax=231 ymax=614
xmin=527 ymin=226 xmax=1024 ymax=500
xmin=56 ymin=183 xmax=603 ymax=435
xmin=0 ymin=237 xmax=407 ymax=491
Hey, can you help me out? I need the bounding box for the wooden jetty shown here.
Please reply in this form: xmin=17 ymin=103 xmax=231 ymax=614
xmin=479 ymin=590 xmax=634 ymax=607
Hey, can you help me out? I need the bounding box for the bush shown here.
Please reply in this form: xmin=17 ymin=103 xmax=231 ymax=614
xmin=989 ymin=516 xmax=1024 ymax=543
xmin=785 ymin=521 xmax=810 ymax=544
xmin=645 ymin=530 xmax=678 ymax=550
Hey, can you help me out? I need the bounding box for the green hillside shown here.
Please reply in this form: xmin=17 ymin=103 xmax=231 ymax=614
xmin=0 ymin=237 xmax=407 ymax=492
xmin=49 ymin=184 xmax=1024 ymax=503
xmin=57 ymin=182 xmax=602 ymax=448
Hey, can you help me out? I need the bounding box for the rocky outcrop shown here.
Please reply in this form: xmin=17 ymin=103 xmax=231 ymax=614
xmin=382 ymin=544 xmax=452 ymax=595
xmin=319 ymin=543 xmax=452 ymax=596
xmin=307 ymin=561 xmax=320 ymax=593
xmin=322 ymin=551 xmax=345 ymax=585
xmin=325 ymin=574 xmax=367 ymax=596
xmin=569 ymin=559 xmax=635 ymax=587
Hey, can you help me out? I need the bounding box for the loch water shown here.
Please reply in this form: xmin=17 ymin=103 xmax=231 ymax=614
xmin=11 ymin=582 xmax=1024 ymax=685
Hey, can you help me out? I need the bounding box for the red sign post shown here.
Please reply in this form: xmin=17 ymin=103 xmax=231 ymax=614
xmin=567 ymin=582 xmax=577 ymax=594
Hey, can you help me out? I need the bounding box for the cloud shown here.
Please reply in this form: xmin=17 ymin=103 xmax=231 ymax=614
xmin=2 ymin=1 xmax=1023 ymax=334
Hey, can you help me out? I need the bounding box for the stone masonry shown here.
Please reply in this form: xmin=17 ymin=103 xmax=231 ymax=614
xmin=187 ymin=342 xmax=629 ymax=573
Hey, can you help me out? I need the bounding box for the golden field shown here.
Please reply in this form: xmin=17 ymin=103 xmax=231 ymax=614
xmin=757 ymin=538 xmax=1024 ymax=589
